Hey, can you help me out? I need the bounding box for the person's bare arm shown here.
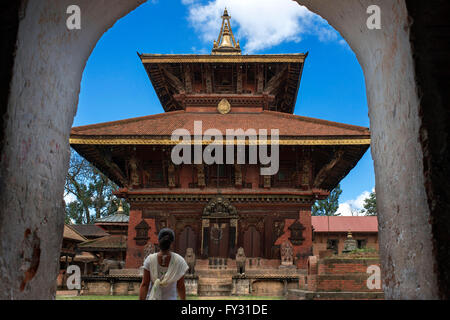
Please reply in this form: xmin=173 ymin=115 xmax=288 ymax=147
xmin=139 ymin=269 xmax=151 ymax=300
xmin=176 ymin=276 xmax=186 ymax=300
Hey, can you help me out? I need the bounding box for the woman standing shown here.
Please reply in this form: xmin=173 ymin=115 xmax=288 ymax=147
xmin=139 ymin=228 xmax=189 ymax=300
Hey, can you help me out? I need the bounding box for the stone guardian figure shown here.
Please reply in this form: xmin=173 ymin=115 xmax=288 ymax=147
xmin=184 ymin=248 xmax=196 ymax=275
xmin=235 ymin=247 xmax=246 ymax=275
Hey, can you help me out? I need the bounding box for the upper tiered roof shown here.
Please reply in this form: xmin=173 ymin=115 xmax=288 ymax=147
xmin=138 ymin=9 xmax=307 ymax=114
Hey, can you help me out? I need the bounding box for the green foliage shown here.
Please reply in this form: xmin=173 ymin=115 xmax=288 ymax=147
xmin=361 ymin=191 xmax=377 ymax=216
xmin=312 ymin=184 xmax=342 ymax=216
xmin=64 ymin=148 xmax=129 ymax=224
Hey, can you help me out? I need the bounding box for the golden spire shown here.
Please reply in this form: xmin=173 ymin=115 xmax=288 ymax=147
xmin=211 ymin=8 xmax=241 ymax=55
xmin=118 ymin=201 xmax=124 ymax=213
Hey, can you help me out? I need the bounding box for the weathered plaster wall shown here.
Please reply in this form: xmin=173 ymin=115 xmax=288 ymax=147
xmin=295 ymin=0 xmax=438 ymax=298
xmin=0 ymin=0 xmax=145 ymax=299
xmin=0 ymin=0 xmax=443 ymax=299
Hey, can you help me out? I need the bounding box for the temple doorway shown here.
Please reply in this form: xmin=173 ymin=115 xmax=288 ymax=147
xmin=243 ymin=226 xmax=262 ymax=258
xmin=208 ymin=221 xmax=230 ymax=258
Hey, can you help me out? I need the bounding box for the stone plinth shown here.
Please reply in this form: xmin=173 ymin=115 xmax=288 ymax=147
xmin=184 ymin=274 xmax=199 ymax=296
xmin=232 ymin=276 xmax=250 ymax=295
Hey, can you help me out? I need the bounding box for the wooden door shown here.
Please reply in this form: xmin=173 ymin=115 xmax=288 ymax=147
xmin=243 ymin=226 xmax=261 ymax=257
xmin=208 ymin=221 xmax=230 ymax=258
xmin=178 ymin=226 xmax=196 ymax=256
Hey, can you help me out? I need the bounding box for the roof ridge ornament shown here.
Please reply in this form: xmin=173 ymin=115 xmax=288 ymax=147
xmin=211 ymin=8 xmax=241 ymax=55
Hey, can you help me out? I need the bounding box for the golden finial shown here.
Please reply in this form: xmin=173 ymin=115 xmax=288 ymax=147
xmin=118 ymin=201 xmax=124 ymax=213
xmin=211 ymin=8 xmax=241 ymax=55
xmin=347 ymin=230 xmax=353 ymax=238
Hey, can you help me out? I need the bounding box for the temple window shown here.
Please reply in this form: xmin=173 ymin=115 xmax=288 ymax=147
xmin=327 ymin=239 xmax=339 ymax=254
xmin=208 ymin=164 xmax=232 ymax=187
xmin=357 ymin=239 xmax=367 ymax=249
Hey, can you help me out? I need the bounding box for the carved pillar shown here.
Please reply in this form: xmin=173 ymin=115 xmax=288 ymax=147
xmin=237 ymin=65 xmax=243 ymax=94
xmin=184 ymin=64 xmax=192 ymax=93
xmin=256 ymin=64 xmax=264 ymax=93
xmin=168 ymin=163 xmax=176 ymax=188
xmin=302 ymin=159 xmax=311 ymax=188
xmin=263 ymin=175 xmax=271 ymax=188
xmin=234 ymin=164 xmax=242 ymax=187
xmin=205 ymin=64 xmax=212 ymax=94
xmin=201 ymin=219 xmax=210 ymax=258
xmin=230 ymin=218 xmax=238 ymax=257
xmin=197 ymin=164 xmax=206 ymax=188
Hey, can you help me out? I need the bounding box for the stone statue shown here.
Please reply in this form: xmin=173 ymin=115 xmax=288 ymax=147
xmin=184 ymin=248 xmax=196 ymax=275
xmin=235 ymin=247 xmax=246 ymax=275
xmin=99 ymin=259 xmax=125 ymax=275
xmin=280 ymin=241 xmax=294 ymax=266
xmin=143 ymin=242 xmax=155 ymax=260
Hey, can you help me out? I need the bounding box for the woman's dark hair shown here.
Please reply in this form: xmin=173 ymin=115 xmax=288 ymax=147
xmin=158 ymin=228 xmax=175 ymax=251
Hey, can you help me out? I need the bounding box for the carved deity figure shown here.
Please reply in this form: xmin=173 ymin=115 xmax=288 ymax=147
xmin=129 ymin=157 xmax=140 ymax=186
xmin=196 ymin=164 xmax=206 ymax=187
xmin=302 ymin=160 xmax=311 ymax=186
xmin=273 ymin=220 xmax=285 ymax=241
xmin=168 ymin=163 xmax=176 ymax=187
xmin=280 ymin=241 xmax=294 ymax=266
xmin=184 ymin=248 xmax=196 ymax=275
xmin=235 ymin=247 xmax=246 ymax=275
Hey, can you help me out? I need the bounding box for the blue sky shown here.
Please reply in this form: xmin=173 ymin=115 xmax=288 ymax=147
xmin=74 ymin=0 xmax=375 ymax=215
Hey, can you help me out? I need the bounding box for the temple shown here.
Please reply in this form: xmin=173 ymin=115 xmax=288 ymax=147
xmin=70 ymin=10 xmax=370 ymax=272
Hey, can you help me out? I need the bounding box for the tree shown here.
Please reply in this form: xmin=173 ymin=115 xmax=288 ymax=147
xmin=64 ymin=148 xmax=129 ymax=224
xmin=312 ymin=184 xmax=342 ymax=216
xmin=361 ymin=191 xmax=377 ymax=216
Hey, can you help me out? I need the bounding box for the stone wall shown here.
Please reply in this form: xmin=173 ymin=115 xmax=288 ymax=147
xmin=296 ymin=0 xmax=439 ymax=299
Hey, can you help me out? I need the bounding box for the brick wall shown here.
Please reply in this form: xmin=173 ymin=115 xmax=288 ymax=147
xmin=125 ymin=209 xmax=158 ymax=268
xmin=306 ymin=256 xmax=382 ymax=293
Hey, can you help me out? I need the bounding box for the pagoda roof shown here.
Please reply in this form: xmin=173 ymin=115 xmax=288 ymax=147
xmin=71 ymin=224 xmax=110 ymax=238
xmin=70 ymin=110 xmax=370 ymax=145
xmin=78 ymin=235 xmax=127 ymax=251
xmin=95 ymin=213 xmax=129 ymax=224
xmin=63 ymin=224 xmax=88 ymax=243
xmin=139 ymin=54 xmax=306 ymax=114
xmin=139 ymin=53 xmax=306 ymax=64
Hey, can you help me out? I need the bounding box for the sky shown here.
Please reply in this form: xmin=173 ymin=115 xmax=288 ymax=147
xmin=74 ymin=0 xmax=375 ymax=215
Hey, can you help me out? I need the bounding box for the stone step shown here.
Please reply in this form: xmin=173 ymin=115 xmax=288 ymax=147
xmin=198 ymin=283 xmax=232 ymax=296
xmin=198 ymin=278 xmax=232 ymax=285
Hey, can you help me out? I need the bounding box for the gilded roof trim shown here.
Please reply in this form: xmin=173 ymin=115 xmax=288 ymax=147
xmin=70 ymin=137 xmax=371 ymax=146
xmin=140 ymin=54 xmax=306 ymax=64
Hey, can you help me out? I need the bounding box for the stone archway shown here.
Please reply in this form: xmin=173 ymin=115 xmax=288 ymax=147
xmin=0 ymin=0 xmax=447 ymax=299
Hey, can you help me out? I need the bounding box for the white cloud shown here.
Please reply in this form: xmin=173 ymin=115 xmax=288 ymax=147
xmin=337 ymin=189 xmax=373 ymax=216
xmin=182 ymin=0 xmax=342 ymax=53
xmin=64 ymin=192 xmax=77 ymax=204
